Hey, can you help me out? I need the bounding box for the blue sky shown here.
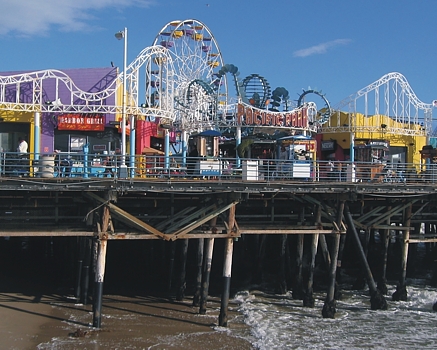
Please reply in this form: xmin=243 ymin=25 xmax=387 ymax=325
xmin=1 ymin=0 xmax=436 ymax=109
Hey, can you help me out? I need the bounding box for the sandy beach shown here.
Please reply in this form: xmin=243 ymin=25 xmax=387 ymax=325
xmin=0 ymin=290 xmax=254 ymax=349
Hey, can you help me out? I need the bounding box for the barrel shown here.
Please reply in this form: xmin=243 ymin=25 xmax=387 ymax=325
xmin=40 ymin=156 xmax=55 ymax=178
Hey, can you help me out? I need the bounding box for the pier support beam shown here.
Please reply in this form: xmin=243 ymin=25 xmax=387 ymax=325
xmin=393 ymin=203 xmax=412 ymax=301
xmin=322 ymin=201 xmax=344 ymax=318
xmin=74 ymin=237 xmax=85 ymax=302
xmin=192 ymin=238 xmax=204 ymax=307
xmin=176 ymin=239 xmax=189 ymax=301
xmin=92 ymin=205 xmax=110 ymax=329
xmin=378 ymin=206 xmax=391 ymax=295
xmin=199 ymin=237 xmax=214 ymax=315
xmin=219 ymin=238 xmax=234 ymax=327
xmin=219 ymin=203 xmax=236 ymax=327
xmin=304 ymin=204 xmax=321 ymax=307
xmin=344 ymin=203 xmax=387 ymax=310
xmin=81 ymin=237 xmax=92 ymax=305
xmin=293 ymin=234 xmax=304 ymax=299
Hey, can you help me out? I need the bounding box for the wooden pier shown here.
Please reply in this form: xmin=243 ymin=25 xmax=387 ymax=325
xmin=1 ymin=176 xmax=437 ymax=326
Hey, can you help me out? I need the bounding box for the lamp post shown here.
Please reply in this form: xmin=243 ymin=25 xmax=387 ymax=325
xmin=115 ymin=27 xmax=128 ymax=177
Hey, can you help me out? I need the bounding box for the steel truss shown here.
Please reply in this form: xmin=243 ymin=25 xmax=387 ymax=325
xmin=0 ymin=45 xmax=175 ymax=121
xmin=324 ymin=72 xmax=433 ymax=137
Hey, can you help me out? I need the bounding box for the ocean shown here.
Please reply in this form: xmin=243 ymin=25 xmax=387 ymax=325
xmin=29 ymin=280 xmax=437 ymax=349
xmin=235 ymin=281 xmax=437 ymax=349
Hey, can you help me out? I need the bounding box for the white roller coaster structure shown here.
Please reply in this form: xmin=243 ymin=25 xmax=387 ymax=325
xmin=0 ymin=45 xmax=175 ymax=121
xmin=326 ymin=72 xmax=434 ymax=137
xmin=0 ymin=51 xmax=433 ymax=139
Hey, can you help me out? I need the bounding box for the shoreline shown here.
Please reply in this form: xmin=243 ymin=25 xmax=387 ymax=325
xmin=0 ymin=291 xmax=254 ymax=349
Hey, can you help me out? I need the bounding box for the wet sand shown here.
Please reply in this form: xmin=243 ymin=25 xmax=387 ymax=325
xmin=0 ymin=291 xmax=254 ymax=349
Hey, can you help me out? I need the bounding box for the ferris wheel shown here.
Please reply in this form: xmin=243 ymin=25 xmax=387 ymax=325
xmin=153 ymin=19 xmax=227 ymax=132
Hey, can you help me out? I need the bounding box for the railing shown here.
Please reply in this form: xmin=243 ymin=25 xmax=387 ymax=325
xmin=0 ymin=151 xmax=435 ymax=184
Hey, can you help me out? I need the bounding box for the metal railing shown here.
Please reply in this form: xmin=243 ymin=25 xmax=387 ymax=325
xmin=0 ymin=151 xmax=435 ymax=184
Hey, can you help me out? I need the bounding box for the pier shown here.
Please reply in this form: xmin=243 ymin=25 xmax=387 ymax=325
xmin=1 ymin=158 xmax=437 ymax=327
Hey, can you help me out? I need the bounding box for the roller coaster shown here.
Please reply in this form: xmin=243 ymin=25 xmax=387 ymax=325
xmin=0 ymin=19 xmax=434 ymax=139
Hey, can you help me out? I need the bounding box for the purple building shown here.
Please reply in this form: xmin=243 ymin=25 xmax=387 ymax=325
xmin=0 ymin=67 xmax=119 ymax=155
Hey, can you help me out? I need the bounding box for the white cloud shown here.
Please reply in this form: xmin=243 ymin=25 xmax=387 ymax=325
xmin=293 ymin=39 xmax=351 ymax=58
xmin=0 ymin=0 xmax=153 ymax=36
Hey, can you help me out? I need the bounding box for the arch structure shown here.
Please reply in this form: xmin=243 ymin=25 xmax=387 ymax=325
xmin=0 ymin=45 xmax=175 ymax=121
xmin=326 ymin=72 xmax=433 ymax=137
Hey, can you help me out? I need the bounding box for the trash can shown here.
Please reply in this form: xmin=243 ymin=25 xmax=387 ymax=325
xmin=40 ymin=155 xmax=55 ymax=178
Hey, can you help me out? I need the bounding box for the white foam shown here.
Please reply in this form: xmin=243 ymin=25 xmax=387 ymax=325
xmin=235 ymin=285 xmax=437 ymax=349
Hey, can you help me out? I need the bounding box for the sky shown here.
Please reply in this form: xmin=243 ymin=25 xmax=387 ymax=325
xmin=1 ymin=0 xmax=436 ymax=110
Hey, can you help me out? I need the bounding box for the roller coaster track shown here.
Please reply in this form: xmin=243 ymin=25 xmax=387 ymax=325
xmin=326 ymin=72 xmax=433 ymax=136
xmin=0 ymin=45 xmax=175 ymax=121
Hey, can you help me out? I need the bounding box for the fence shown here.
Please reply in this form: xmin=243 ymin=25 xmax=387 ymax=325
xmin=0 ymin=151 xmax=434 ymax=184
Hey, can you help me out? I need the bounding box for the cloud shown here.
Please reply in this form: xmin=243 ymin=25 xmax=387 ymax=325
xmin=293 ymin=39 xmax=351 ymax=58
xmin=0 ymin=0 xmax=154 ymax=36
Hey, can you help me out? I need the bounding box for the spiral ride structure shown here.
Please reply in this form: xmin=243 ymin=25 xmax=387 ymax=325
xmin=297 ymin=88 xmax=331 ymax=126
xmin=153 ymin=19 xmax=227 ymax=133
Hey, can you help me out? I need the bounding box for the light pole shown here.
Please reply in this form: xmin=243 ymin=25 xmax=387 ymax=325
xmin=115 ymin=27 xmax=128 ymax=177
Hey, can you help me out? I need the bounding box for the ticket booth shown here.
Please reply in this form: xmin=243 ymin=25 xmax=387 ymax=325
xmin=278 ymin=135 xmax=317 ymax=179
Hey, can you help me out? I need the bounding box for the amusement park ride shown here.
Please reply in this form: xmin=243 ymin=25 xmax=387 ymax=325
xmin=0 ymin=18 xmax=434 ymax=172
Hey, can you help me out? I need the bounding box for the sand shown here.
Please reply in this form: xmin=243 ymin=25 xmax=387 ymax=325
xmin=0 ymin=291 xmax=254 ymax=349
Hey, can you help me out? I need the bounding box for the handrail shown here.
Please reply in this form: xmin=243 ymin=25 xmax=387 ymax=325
xmin=0 ymin=151 xmax=434 ymax=184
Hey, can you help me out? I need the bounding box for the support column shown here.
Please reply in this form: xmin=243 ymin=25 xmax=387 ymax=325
xmin=167 ymin=241 xmax=176 ymax=295
xmin=318 ymin=235 xmax=331 ymax=269
xmin=344 ymin=203 xmax=387 ymax=310
xmin=293 ymin=234 xmax=304 ymax=299
xmin=322 ymin=201 xmax=344 ymax=318
xmin=92 ymin=205 xmax=110 ymax=328
xmin=378 ymin=206 xmax=391 ymax=295
xmin=199 ymin=237 xmax=215 ymax=315
xmin=219 ymin=204 xmax=236 ymax=326
xmin=219 ymin=238 xmax=234 ymax=326
xmin=74 ymin=237 xmax=85 ymax=302
xmin=176 ymin=239 xmax=189 ymax=301
xmin=278 ymin=234 xmax=287 ymax=294
xmin=81 ymin=237 xmax=92 ymax=305
xmin=34 ymin=112 xmax=40 ymax=163
xmin=304 ymin=205 xmax=321 ymax=307
xmin=192 ymin=238 xmax=204 ymax=307
xmin=129 ymin=115 xmax=136 ymax=178
xmin=236 ymin=126 xmax=241 ymax=168
xmin=393 ymin=203 xmax=412 ymax=301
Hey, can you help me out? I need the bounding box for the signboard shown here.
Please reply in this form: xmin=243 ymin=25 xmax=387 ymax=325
xmin=236 ymin=103 xmax=308 ymax=128
xmin=58 ymin=114 xmax=105 ymax=131
xmin=321 ymin=140 xmax=335 ymax=151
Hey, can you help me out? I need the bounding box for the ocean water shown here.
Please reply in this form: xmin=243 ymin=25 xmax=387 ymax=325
xmin=33 ymin=281 xmax=437 ymax=349
xmin=235 ymin=281 xmax=437 ymax=349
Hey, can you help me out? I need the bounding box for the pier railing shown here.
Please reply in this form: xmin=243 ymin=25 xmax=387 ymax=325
xmin=0 ymin=151 xmax=435 ymax=183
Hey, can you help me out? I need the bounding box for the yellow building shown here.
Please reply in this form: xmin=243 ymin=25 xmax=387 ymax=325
xmin=320 ymin=110 xmax=427 ymax=166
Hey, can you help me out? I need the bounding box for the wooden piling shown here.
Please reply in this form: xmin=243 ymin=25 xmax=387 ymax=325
xmin=293 ymin=234 xmax=304 ymax=299
xmin=322 ymin=200 xmax=344 ymax=318
xmin=92 ymin=205 xmax=110 ymax=329
xmin=176 ymin=239 xmax=189 ymax=301
xmin=81 ymin=237 xmax=92 ymax=305
xmin=167 ymin=241 xmax=176 ymax=294
xmin=219 ymin=237 xmax=234 ymax=327
xmin=393 ymin=203 xmax=412 ymax=301
xmin=304 ymin=205 xmax=321 ymax=307
xmin=199 ymin=237 xmax=215 ymax=315
xmin=378 ymin=206 xmax=391 ymax=295
xmin=192 ymin=238 xmax=204 ymax=307
xmin=219 ymin=203 xmax=236 ymax=326
xmin=74 ymin=237 xmax=85 ymax=302
xmin=344 ymin=203 xmax=387 ymax=310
